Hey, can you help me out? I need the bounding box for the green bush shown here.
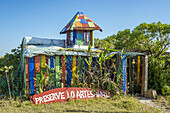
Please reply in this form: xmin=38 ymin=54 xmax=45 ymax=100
xmin=162 ymin=85 xmax=170 ymax=96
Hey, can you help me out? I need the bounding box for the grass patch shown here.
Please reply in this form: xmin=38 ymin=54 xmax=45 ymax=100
xmin=0 ymin=95 xmax=160 ymax=113
xmin=153 ymin=95 xmax=170 ymax=111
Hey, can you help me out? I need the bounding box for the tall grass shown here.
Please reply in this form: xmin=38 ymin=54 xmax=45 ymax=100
xmin=0 ymin=95 xmax=160 ymax=113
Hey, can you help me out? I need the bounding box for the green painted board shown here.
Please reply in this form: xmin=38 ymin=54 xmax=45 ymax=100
xmin=88 ymin=22 xmax=95 ymax=27
xmin=55 ymin=56 xmax=60 ymax=88
xmin=92 ymin=31 xmax=94 ymax=47
xmin=76 ymin=39 xmax=83 ymax=45
xmin=24 ymin=58 xmax=26 ymax=95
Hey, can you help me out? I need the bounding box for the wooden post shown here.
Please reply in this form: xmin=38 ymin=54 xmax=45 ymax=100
xmin=141 ymin=56 xmax=145 ymax=96
xmin=144 ymin=55 xmax=148 ymax=92
xmin=129 ymin=57 xmax=132 ymax=94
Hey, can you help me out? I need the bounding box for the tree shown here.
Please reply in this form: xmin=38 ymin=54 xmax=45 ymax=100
xmin=96 ymin=21 xmax=170 ymax=95
xmin=94 ymin=38 xmax=115 ymax=49
xmin=0 ymin=46 xmax=21 ymax=96
xmin=108 ymin=22 xmax=170 ymax=57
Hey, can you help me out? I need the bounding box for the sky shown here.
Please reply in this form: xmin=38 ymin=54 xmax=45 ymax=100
xmin=0 ymin=0 xmax=170 ymax=56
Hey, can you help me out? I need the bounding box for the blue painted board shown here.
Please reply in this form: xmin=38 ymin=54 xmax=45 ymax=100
xmin=77 ymin=33 xmax=84 ymax=40
xmin=29 ymin=57 xmax=34 ymax=95
xmin=123 ymin=55 xmax=127 ymax=92
xmin=67 ymin=56 xmax=72 ymax=87
xmin=50 ymin=56 xmax=54 ymax=72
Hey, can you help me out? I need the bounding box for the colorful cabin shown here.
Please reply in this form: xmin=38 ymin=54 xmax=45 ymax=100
xmin=0 ymin=12 xmax=149 ymax=98
xmin=60 ymin=12 xmax=102 ymax=48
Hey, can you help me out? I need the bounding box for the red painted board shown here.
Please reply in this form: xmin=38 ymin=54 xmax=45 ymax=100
xmin=30 ymin=87 xmax=110 ymax=105
xmin=34 ymin=55 xmax=39 ymax=93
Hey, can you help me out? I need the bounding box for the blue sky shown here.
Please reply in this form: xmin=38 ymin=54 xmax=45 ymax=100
xmin=0 ymin=0 xmax=170 ymax=56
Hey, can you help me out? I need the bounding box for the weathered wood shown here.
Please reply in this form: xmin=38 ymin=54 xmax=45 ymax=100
xmin=137 ymin=56 xmax=140 ymax=86
xmin=129 ymin=57 xmax=132 ymax=94
xmin=144 ymin=55 xmax=148 ymax=92
xmin=141 ymin=56 xmax=145 ymax=96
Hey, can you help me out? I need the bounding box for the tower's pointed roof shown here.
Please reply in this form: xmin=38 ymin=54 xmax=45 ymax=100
xmin=60 ymin=12 xmax=102 ymax=34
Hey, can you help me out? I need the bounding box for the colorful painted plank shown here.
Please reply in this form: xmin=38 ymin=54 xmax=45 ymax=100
xmin=34 ymin=55 xmax=40 ymax=94
xmin=41 ymin=55 xmax=46 ymax=68
xmin=137 ymin=56 xmax=140 ymax=86
xmin=122 ymin=55 xmax=127 ymax=93
xmin=92 ymin=31 xmax=94 ymax=47
xmin=67 ymin=56 xmax=72 ymax=87
xmin=50 ymin=56 xmax=55 ymax=88
xmin=26 ymin=58 xmax=29 ymax=95
xmin=29 ymin=57 xmax=34 ymax=95
xmin=129 ymin=57 xmax=132 ymax=94
xmin=72 ymin=56 xmax=76 ymax=86
xmin=55 ymin=56 xmax=60 ymax=88
xmin=61 ymin=55 xmax=66 ymax=86
xmin=50 ymin=56 xmax=54 ymax=71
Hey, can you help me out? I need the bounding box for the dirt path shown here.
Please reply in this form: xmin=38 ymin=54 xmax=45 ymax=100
xmin=137 ymin=97 xmax=169 ymax=113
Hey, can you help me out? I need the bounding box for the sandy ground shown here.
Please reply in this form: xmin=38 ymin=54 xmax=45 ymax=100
xmin=137 ymin=97 xmax=169 ymax=113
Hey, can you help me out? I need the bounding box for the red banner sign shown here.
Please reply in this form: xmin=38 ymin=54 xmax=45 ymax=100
xmin=30 ymin=87 xmax=110 ymax=104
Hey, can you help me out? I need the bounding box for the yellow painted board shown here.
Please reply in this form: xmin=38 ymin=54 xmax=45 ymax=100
xmin=137 ymin=56 xmax=140 ymax=86
xmin=72 ymin=56 xmax=76 ymax=86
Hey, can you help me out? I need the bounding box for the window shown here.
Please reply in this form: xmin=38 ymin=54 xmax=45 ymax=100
xmin=70 ymin=32 xmax=73 ymax=46
xmin=84 ymin=31 xmax=90 ymax=45
xmin=76 ymin=32 xmax=84 ymax=45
